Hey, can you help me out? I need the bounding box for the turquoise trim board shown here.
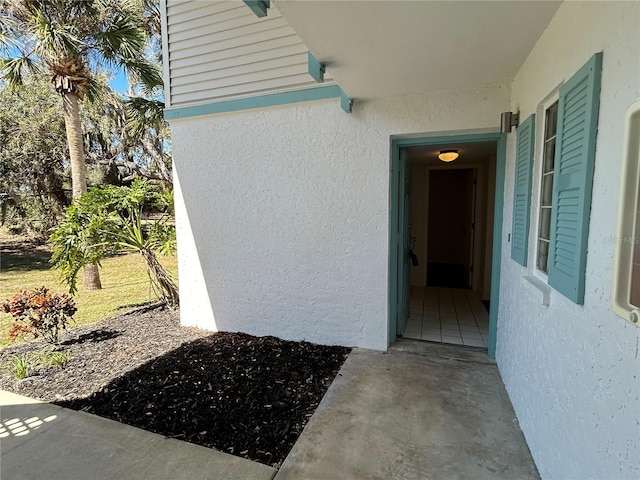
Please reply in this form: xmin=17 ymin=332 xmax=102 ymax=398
xmin=340 ymin=90 xmax=353 ymax=113
xmin=389 ymin=132 xmax=507 ymax=358
xmin=164 ymin=85 xmax=342 ymax=120
xmin=489 ymin=134 xmax=507 ymax=357
xmin=243 ymin=0 xmax=269 ymax=18
xmin=308 ymin=52 xmax=325 ymax=83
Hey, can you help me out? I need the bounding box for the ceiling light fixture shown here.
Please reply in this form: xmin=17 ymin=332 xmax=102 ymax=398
xmin=438 ymin=150 xmax=459 ymax=162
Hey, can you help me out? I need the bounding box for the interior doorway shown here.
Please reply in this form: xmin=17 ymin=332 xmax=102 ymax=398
xmin=389 ymin=133 xmax=506 ymax=357
xmin=426 ymin=168 xmax=476 ymax=289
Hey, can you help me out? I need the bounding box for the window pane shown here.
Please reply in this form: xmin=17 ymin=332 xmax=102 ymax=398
xmin=545 ymin=102 xmax=558 ymax=139
xmin=541 ymin=175 xmax=554 ymax=207
xmin=543 ymin=138 xmax=556 ymax=173
xmin=537 ymin=239 xmax=549 ymax=273
xmin=539 ymin=207 xmax=552 ymax=240
xmin=536 ymin=100 xmax=558 ymax=276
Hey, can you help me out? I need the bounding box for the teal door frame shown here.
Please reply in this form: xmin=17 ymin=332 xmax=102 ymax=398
xmin=392 ymin=150 xmax=411 ymax=338
xmin=388 ymin=132 xmax=507 ymax=358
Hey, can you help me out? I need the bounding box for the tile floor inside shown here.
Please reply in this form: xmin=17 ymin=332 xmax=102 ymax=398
xmin=403 ymin=286 xmax=490 ymax=348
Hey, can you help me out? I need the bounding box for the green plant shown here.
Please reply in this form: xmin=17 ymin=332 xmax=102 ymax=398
xmin=50 ymin=179 xmax=179 ymax=306
xmin=2 ymin=287 xmax=77 ymax=344
xmin=6 ymin=352 xmax=37 ymax=380
xmin=1 ymin=347 xmax=71 ymax=380
xmin=0 ymin=235 xmax=177 ymax=347
xmin=37 ymin=349 xmax=71 ymax=368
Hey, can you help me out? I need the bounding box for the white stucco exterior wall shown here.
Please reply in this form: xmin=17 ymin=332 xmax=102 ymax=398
xmin=171 ymin=83 xmax=509 ymax=350
xmin=498 ymin=2 xmax=640 ymax=478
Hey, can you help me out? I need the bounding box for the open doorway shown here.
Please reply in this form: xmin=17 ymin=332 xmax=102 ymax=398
xmin=389 ymin=134 xmax=506 ymax=356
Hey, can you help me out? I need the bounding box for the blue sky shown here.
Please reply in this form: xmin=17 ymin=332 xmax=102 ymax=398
xmin=109 ymin=67 xmax=129 ymax=94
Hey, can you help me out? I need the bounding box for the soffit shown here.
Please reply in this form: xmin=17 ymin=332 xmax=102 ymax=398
xmin=274 ymin=0 xmax=562 ymax=100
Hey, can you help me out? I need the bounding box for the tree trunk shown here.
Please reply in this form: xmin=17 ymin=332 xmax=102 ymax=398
xmin=62 ymin=92 xmax=102 ymax=290
xmin=141 ymin=137 xmax=172 ymax=185
xmin=140 ymin=248 xmax=179 ymax=307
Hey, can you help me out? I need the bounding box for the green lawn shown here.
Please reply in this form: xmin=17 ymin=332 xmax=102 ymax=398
xmin=0 ymin=234 xmax=178 ymax=348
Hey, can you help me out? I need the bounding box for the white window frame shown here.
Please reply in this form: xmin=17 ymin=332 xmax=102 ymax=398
xmin=530 ymin=90 xmax=560 ymax=283
xmin=612 ymin=98 xmax=640 ymax=326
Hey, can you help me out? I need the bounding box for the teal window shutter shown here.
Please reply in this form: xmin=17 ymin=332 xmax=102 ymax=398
xmin=511 ymin=114 xmax=536 ymax=265
xmin=548 ymin=52 xmax=603 ymax=304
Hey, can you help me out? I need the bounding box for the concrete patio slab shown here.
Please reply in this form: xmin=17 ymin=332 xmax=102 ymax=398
xmin=0 ymin=390 xmax=276 ymax=480
xmin=1 ymin=341 xmax=538 ymax=480
xmin=276 ymin=340 xmax=539 ymax=480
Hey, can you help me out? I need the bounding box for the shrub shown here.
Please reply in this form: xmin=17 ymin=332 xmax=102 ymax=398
xmin=50 ymin=179 xmax=179 ymax=306
xmin=2 ymin=287 xmax=77 ymax=344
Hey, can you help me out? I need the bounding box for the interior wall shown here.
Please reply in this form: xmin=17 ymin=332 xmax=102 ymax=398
xmin=498 ymin=2 xmax=640 ymax=478
xmin=171 ymin=83 xmax=510 ymax=351
xmin=410 ymin=156 xmax=494 ymax=297
xmin=427 ymin=169 xmax=474 ymax=268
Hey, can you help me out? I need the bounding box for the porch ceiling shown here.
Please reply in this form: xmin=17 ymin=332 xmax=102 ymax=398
xmin=406 ymin=141 xmax=497 ymax=166
xmin=274 ymin=0 xmax=561 ymax=100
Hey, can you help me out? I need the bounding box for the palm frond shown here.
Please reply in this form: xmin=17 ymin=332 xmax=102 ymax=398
xmin=125 ymin=96 xmax=164 ymax=138
xmin=122 ymin=56 xmax=162 ymax=91
xmin=0 ymin=14 xmax=20 ymax=53
xmin=139 ymin=0 xmax=161 ymax=37
xmin=0 ymin=55 xmax=41 ymax=86
xmin=82 ymin=74 xmax=106 ymax=103
xmin=96 ymin=13 xmax=146 ymax=66
xmin=31 ymin=10 xmax=82 ymax=60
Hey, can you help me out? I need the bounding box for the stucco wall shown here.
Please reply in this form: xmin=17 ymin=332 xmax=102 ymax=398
xmin=171 ymin=83 xmax=509 ymax=350
xmin=498 ymin=2 xmax=640 ymax=478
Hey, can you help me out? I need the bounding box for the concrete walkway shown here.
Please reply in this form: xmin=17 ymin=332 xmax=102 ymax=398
xmin=276 ymin=340 xmax=539 ymax=479
xmin=1 ymin=340 xmax=538 ymax=480
xmin=0 ymin=390 xmax=276 ymax=480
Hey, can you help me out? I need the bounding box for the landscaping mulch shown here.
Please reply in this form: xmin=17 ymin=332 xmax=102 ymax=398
xmin=0 ymin=306 xmax=351 ymax=468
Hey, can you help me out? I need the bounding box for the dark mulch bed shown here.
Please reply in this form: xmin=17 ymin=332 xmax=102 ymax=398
xmin=0 ymin=307 xmax=351 ymax=468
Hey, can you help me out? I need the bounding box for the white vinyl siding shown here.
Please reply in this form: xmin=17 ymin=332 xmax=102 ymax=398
xmin=165 ymin=0 xmax=334 ymax=108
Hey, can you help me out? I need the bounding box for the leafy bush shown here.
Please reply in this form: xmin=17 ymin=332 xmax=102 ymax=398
xmin=2 ymin=287 xmax=77 ymax=344
xmin=50 ymin=179 xmax=179 ymax=306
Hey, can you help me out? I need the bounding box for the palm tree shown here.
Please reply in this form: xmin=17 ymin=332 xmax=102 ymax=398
xmin=126 ymin=96 xmax=172 ymax=185
xmin=0 ymin=0 xmax=162 ymax=290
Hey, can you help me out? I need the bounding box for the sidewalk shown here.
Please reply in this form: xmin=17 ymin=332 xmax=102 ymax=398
xmin=1 ymin=340 xmax=538 ymax=480
xmin=0 ymin=390 xmax=275 ymax=480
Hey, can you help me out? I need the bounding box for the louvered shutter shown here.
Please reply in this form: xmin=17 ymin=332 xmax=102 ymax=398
xmin=548 ymin=52 xmax=603 ymax=304
xmin=511 ymin=114 xmax=536 ymax=265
